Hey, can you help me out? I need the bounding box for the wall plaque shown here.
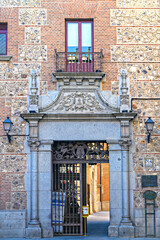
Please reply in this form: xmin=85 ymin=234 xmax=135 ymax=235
xmin=143 ymin=190 xmax=157 ymax=200
xmin=141 ymin=175 xmax=157 ymax=188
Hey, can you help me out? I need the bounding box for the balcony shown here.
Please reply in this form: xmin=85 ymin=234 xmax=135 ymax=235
xmin=55 ymin=49 xmax=103 ymax=73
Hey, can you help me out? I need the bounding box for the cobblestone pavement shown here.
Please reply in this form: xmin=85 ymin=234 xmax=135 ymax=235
xmin=1 ymin=211 xmax=158 ymax=240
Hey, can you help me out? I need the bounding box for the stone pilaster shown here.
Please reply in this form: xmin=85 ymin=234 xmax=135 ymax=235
xmin=113 ymin=113 xmax=136 ymax=237
xmin=38 ymin=140 xmax=54 ymax=238
xmin=26 ymin=138 xmax=41 ymax=238
xmin=21 ymin=113 xmax=44 ymax=239
xmin=118 ymin=138 xmax=135 ymax=237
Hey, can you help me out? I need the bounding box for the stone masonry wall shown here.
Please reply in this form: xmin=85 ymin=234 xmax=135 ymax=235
xmin=110 ymin=0 xmax=160 ymax=237
xmin=0 ymin=0 xmax=117 ymax=213
xmin=0 ymin=0 xmax=160 ymax=237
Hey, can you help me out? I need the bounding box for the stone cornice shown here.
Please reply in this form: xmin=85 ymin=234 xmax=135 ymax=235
xmin=41 ymin=113 xmax=118 ymax=121
xmin=0 ymin=55 xmax=12 ymax=61
xmin=113 ymin=112 xmax=137 ymax=121
xmin=53 ymin=72 xmax=105 ymax=79
xmin=21 ymin=113 xmax=45 ymax=122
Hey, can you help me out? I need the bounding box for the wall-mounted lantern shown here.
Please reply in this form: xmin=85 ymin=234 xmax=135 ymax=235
xmin=3 ymin=117 xmax=13 ymax=143
xmin=145 ymin=117 xmax=154 ymax=143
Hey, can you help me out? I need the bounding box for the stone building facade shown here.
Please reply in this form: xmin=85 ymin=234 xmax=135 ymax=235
xmin=0 ymin=0 xmax=160 ymax=238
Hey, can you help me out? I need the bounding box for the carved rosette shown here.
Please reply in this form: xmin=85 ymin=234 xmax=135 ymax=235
xmin=28 ymin=139 xmax=40 ymax=151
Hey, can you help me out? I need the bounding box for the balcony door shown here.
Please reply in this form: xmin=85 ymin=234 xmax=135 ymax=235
xmin=66 ymin=20 xmax=93 ymax=72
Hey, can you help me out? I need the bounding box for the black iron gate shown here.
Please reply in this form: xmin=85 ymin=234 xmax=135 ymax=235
xmin=52 ymin=141 xmax=109 ymax=235
xmin=52 ymin=163 xmax=82 ymax=235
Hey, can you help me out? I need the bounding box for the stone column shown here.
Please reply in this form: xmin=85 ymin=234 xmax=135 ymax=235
xmin=26 ymin=137 xmax=42 ymax=238
xmin=113 ymin=113 xmax=136 ymax=237
xmin=28 ymin=139 xmax=40 ymax=226
xmin=21 ymin=114 xmax=44 ymax=238
xmin=119 ymin=139 xmax=132 ymax=223
xmin=118 ymin=138 xmax=135 ymax=237
xmin=38 ymin=140 xmax=54 ymax=238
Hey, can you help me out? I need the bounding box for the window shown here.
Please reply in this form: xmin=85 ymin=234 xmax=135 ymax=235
xmin=66 ymin=20 xmax=93 ymax=53
xmin=0 ymin=23 xmax=7 ymax=55
xmin=66 ymin=20 xmax=93 ymax=72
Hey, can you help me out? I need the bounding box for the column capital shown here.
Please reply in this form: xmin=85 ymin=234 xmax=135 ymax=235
xmin=28 ymin=139 xmax=40 ymax=151
xmin=119 ymin=138 xmax=132 ymax=150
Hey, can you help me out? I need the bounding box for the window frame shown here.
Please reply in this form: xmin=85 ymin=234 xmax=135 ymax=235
xmin=0 ymin=29 xmax=7 ymax=55
xmin=65 ymin=20 xmax=94 ymax=53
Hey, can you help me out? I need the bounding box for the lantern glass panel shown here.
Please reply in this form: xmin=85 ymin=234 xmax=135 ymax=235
xmin=3 ymin=122 xmax=11 ymax=132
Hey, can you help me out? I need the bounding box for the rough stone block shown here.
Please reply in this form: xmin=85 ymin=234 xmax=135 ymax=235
xmin=25 ymin=27 xmax=41 ymax=44
xmin=0 ymin=0 xmax=41 ymax=7
xmin=117 ymin=27 xmax=160 ymax=45
xmin=118 ymin=63 xmax=160 ymax=82
xmin=19 ymin=9 xmax=47 ymax=25
xmin=111 ymin=9 xmax=159 ymax=26
xmin=111 ymin=45 xmax=160 ymax=62
xmin=19 ymin=45 xmax=47 ymax=62
xmin=116 ymin=0 xmax=159 ymax=8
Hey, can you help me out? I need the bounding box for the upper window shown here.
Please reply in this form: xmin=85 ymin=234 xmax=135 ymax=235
xmin=66 ymin=20 xmax=93 ymax=53
xmin=0 ymin=23 xmax=7 ymax=55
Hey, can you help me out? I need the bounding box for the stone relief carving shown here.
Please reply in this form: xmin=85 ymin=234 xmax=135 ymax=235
xmin=53 ymin=141 xmax=109 ymax=161
xmin=54 ymin=92 xmax=105 ymax=112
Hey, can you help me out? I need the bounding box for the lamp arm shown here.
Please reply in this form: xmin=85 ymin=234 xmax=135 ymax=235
xmin=7 ymin=132 xmax=11 ymax=143
xmin=148 ymin=132 xmax=151 ymax=143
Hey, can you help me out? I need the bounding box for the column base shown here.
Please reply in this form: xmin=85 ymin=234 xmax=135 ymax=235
xmin=118 ymin=225 xmax=135 ymax=238
xmin=26 ymin=224 xmax=41 ymax=238
xmin=108 ymin=225 xmax=119 ymax=237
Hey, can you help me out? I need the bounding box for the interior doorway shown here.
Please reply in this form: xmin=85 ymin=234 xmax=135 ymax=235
xmin=52 ymin=141 xmax=109 ymax=236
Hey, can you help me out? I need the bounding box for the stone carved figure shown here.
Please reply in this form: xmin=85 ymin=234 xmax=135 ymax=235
xmin=29 ymin=69 xmax=39 ymax=112
xmin=120 ymin=70 xmax=130 ymax=112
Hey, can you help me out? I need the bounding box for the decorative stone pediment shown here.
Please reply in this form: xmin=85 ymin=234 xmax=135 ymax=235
xmin=40 ymin=89 xmax=118 ymax=114
xmin=39 ymin=72 xmax=119 ymax=114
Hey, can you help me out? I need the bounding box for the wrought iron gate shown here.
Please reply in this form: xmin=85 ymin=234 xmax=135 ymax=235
xmin=52 ymin=163 xmax=82 ymax=235
xmin=52 ymin=141 xmax=109 ymax=235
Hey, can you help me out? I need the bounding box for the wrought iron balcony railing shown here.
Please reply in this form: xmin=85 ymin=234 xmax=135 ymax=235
xmin=55 ymin=49 xmax=103 ymax=73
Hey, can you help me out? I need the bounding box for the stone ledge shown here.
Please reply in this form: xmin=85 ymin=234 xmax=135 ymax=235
xmin=0 ymin=55 xmax=12 ymax=61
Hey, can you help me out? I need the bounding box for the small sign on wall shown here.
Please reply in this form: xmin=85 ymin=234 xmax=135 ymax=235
xmin=141 ymin=175 xmax=157 ymax=188
xmin=82 ymin=206 xmax=89 ymax=217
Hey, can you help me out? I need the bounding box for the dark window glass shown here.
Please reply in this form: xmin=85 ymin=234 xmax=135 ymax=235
xmin=0 ymin=23 xmax=7 ymax=55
